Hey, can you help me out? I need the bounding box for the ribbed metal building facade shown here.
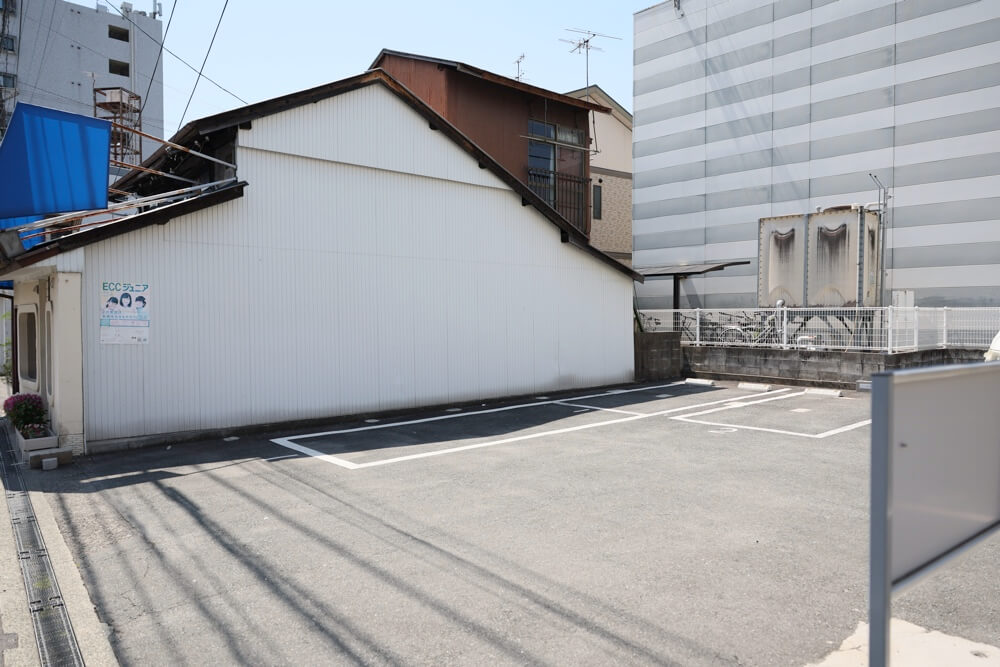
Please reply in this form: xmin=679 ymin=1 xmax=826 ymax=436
xmin=79 ymin=84 xmax=634 ymax=442
xmin=633 ymin=0 xmax=1000 ymax=308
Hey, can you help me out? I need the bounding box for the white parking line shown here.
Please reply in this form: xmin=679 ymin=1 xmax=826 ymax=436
xmin=670 ymin=391 xmax=872 ymax=438
xmin=272 ymin=381 xmax=687 ymax=441
xmin=554 ymin=401 xmax=645 ymax=416
xmin=268 ymin=384 xmax=782 ymax=469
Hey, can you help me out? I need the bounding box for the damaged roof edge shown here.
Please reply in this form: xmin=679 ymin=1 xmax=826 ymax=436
xmin=0 ymin=182 xmax=247 ymax=275
xmin=111 ymin=70 xmax=640 ymax=282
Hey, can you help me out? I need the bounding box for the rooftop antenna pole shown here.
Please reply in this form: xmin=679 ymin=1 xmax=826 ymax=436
xmin=514 ymin=53 xmax=525 ymax=81
xmin=560 ymin=29 xmax=620 ymax=155
xmin=560 ymin=29 xmax=620 ymax=102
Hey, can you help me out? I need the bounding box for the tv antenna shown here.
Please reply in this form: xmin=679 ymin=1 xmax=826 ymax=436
xmin=514 ymin=54 xmax=526 ymax=81
xmin=560 ymin=28 xmax=621 ymax=99
xmin=560 ymin=29 xmax=620 ymax=155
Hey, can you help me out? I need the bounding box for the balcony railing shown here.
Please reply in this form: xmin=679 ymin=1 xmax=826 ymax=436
xmin=527 ymin=168 xmax=589 ymax=234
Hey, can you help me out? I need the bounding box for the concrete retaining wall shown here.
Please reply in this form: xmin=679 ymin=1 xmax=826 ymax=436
xmin=682 ymin=346 xmax=986 ymax=388
xmin=634 ymin=332 xmax=682 ymax=381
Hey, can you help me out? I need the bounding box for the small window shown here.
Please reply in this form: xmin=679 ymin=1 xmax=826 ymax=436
xmin=0 ymin=72 xmax=14 ymax=88
xmin=557 ymin=126 xmax=584 ymax=147
xmin=108 ymin=25 xmax=129 ymax=42
xmin=17 ymin=310 xmax=36 ymax=384
xmin=593 ymin=184 xmax=602 ymax=220
xmin=528 ymin=140 xmax=554 ymax=172
xmin=109 ymin=59 xmax=129 ymax=77
xmin=0 ymin=35 xmax=13 ymax=52
xmin=528 ymin=119 xmax=554 ymax=140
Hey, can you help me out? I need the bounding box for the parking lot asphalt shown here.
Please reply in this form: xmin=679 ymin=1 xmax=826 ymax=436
xmin=21 ymin=381 xmax=1000 ymax=665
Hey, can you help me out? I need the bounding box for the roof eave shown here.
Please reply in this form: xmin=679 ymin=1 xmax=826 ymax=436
xmin=0 ymin=182 xmax=247 ymax=275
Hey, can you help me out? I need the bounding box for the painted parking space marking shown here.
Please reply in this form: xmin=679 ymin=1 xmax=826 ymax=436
xmin=554 ymin=401 xmax=645 ymax=416
xmin=263 ymin=454 xmax=298 ymax=462
xmin=269 ymin=384 xmax=787 ymax=470
xmin=670 ymin=391 xmax=872 ymax=439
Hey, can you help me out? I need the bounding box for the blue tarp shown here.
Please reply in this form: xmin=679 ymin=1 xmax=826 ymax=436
xmin=0 ymin=103 xmax=110 ymax=250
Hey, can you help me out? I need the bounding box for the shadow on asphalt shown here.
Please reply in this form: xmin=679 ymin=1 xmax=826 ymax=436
xmin=25 ymin=382 xmax=730 ymax=664
xmin=38 ymin=382 xmax=723 ymax=489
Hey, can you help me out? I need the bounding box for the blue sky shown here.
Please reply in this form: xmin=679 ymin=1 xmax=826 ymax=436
xmin=102 ymin=0 xmax=656 ymax=134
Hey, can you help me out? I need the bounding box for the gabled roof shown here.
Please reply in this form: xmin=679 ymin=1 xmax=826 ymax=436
xmin=564 ymin=85 xmax=632 ymax=129
xmin=26 ymin=70 xmax=640 ymax=281
xmin=370 ymin=49 xmax=613 ymax=115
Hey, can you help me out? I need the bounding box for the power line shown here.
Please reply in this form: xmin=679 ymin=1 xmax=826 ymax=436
xmin=27 ymin=0 xmax=60 ymax=104
xmin=16 ymin=80 xmax=168 ymax=126
xmin=142 ymin=0 xmax=177 ymax=115
xmin=178 ymin=0 xmax=230 ymax=129
xmin=104 ymin=1 xmax=246 ymax=107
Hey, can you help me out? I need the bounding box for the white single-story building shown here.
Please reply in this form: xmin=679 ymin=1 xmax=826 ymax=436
xmin=1 ymin=70 xmax=640 ymax=453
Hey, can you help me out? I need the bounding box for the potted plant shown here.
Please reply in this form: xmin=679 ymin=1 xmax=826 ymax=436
xmin=3 ymin=393 xmax=58 ymax=453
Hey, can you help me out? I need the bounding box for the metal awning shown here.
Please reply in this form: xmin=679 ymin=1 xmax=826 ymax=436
xmin=637 ymin=260 xmax=751 ymax=309
xmin=638 ymin=260 xmax=751 ymax=278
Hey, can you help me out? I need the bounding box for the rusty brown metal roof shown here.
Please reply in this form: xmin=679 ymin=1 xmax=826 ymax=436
xmin=370 ymin=49 xmax=612 ymax=114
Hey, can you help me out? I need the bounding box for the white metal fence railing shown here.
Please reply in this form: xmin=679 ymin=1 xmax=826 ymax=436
xmin=637 ymin=307 xmax=1000 ymax=353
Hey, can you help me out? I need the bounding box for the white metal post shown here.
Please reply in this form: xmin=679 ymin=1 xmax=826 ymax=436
xmin=913 ymin=306 xmax=920 ymax=350
xmin=781 ymin=307 xmax=788 ymax=348
xmin=942 ymin=307 xmax=948 ymax=348
xmin=695 ymin=308 xmax=701 ymax=345
xmin=886 ymin=306 xmax=894 ymax=353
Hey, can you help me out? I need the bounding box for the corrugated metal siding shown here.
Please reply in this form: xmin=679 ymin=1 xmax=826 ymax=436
xmin=82 ymin=85 xmax=633 ymax=441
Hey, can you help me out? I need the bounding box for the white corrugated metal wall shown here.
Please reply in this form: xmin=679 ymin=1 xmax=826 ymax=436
xmin=81 ymin=84 xmax=634 ymax=441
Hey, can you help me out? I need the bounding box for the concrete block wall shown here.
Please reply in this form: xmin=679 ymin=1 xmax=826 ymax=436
xmin=682 ymin=346 xmax=988 ymax=388
xmin=634 ymin=332 xmax=681 ymax=381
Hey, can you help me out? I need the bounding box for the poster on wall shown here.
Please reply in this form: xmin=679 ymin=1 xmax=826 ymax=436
xmin=100 ymin=280 xmax=150 ymax=344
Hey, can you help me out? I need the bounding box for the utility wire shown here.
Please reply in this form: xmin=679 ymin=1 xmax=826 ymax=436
xmin=178 ymin=0 xmax=230 ymax=129
xmin=26 ymin=0 xmax=60 ymax=104
xmin=16 ymin=80 xmax=167 ymax=126
xmin=105 ymin=1 xmax=246 ymax=107
xmin=142 ymin=0 xmax=177 ymax=115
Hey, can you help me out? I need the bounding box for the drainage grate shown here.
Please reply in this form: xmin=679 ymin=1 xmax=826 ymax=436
xmin=0 ymin=426 xmax=84 ymax=667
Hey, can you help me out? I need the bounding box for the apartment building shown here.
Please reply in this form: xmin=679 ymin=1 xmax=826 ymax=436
xmin=633 ymin=0 xmax=1000 ymax=308
xmin=1 ymin=0 xmax=162 ymax=159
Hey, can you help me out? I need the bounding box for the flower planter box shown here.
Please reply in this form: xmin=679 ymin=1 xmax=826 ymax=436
xmin=15 ymin=427 xmax=58 ymax=454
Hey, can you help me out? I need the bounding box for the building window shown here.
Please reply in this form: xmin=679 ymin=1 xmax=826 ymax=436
xmin=109 ymin=59 xmax=129 ymax=77
xmin=0 ymin=72 xmax=13 ymax=88
xmin=528 ymin=119 xmax=554 ymax=140
xmin=526 ymin=118 xmax=589 ymax=230
xmin=593 ymin=184 xmax=602 ymax=220
xmin=557 ymin=126 xmax=584 ymax=147
xmin=108 ymin=25 xmax=129 ymax=42
xmin=0 ymin=35 xmax=13 ymax=52
xmin=17 ymin=310 xmax=36 ymax=384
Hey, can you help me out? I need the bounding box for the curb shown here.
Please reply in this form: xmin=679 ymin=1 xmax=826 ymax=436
xmin=0 ymin=470 xmax=40 ymax=667
xmin=28 ymin=489 xmax=118 ymax=666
